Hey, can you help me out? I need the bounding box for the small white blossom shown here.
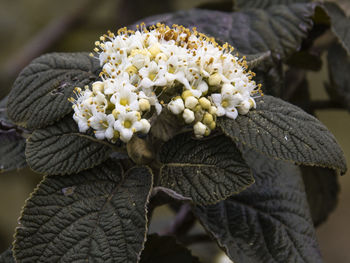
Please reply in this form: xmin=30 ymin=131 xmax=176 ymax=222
xmin=168 ymin=97 xmax=185 ymax=115
xmin=114 ymin=111 xmax=142 ymax=142
xmin=183 ymin=109 xmax=195 ymax=124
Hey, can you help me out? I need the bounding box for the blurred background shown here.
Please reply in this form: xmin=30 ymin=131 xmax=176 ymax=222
xmin=0 ymin=0 xmax=349 ymax=262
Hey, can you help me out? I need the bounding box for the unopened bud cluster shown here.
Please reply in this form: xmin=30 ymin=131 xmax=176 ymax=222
xmin=70 ymin=23 xmax=262 ymax=142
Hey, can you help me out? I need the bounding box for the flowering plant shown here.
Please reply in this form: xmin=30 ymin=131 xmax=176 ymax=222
xmin=0 ymin=1 xmax=349 ymax=262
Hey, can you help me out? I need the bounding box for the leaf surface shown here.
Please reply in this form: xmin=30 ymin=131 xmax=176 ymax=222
xmin=14 ymin=162 xmax=153 ymax=263
xmin=194 ymin=150 xmax=322 ymax=263
xmin=158 ymin=134 xmax=253 ymax=205
xmin=7 ymin=52 xmax=100 ymax=129
xmin=25 ymin=116 xmax=116 ymax=175
xmin=217 ymin=95 xmax=347 ymax=174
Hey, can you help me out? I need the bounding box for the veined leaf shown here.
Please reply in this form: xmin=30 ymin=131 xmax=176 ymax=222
xmin=25 ymin=116 xmax=117 ymax=175
xmin=14 ymin=161 xmax=153 ymax=263
xmin=158 ymin=134 xmax=253 ymax=205
xmin=233 ymin=0 xmax=310 ymax=10
xmin=194 ymin=150 xmax=322 ymax=263
xmin=140 ymin=235 xmax=200 ymax=263
xmin=217 ymin=95 xmax=347 ymax=174
xmin=325 ymin=2 xmax=350 ymax=56
xmin=7 ymin=53 xmax=100 ymax=129
xmin=0 ymin=96 xmax=26 ymax=173
xmin=141 ymin=3 xmax=315 ymax=60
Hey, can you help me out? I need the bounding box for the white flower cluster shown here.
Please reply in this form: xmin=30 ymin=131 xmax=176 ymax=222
xmin=70 ymin=23 xmax=262 ymax=142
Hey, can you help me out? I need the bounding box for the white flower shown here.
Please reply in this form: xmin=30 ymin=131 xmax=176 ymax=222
xmin=139 ymin=119 xmax=151 ymax=134
xmin=114 ymin=111 xmax=142 ymax=142
xmin=168 ymin=97 xmax=184 ymax=114
xmin=110 ymin=87 xmax=139 ymax=112
xmin=211 ymin=93 xmax=238 ymax=119
xmin=184 ymin=96 xmax=198 ymax=110
xmin=89 ymin=112 xmax=115 ymax=140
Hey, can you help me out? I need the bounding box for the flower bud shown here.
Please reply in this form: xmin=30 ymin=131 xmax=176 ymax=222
xmin=203 ymin=112 xmax=213 ymax=125
xmin=185 ymin=96 xmax=198 ymax=110
xmin=168 ymin=97 xmax=185 ymax=114
xmin=238 ymin=100 xmax=250 ymax=115
xmin=182 ymin=109 xmax=195 ymax=124
xmin=92 ymin=81 xmax=104 ymax=94
xmin=199 ymin=97 xmax=211 ymax=110
xmin=194 ymin=121 xmax=207 ymax=138
xmin=139 ymin=98 xmax=151 ymax=111
xmin=208 ymin=73 xmax=222 ymax=86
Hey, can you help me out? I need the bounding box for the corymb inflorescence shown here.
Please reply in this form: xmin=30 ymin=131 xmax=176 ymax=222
xmin=69 ymin=23 xmax=262 ymax=143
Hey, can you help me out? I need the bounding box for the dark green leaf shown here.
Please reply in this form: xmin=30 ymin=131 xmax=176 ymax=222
xmin=25 ymin=116 xmax=117 ymax=175
xmin=233 ymin=0 xmax=311 ymax=10
xmin=327 ymin=42 xmax=350 ymax=110
xmin=245 ymin=51 xmax=272 ymax=70
xmin=301 ymin=166 xmax=339 ymax=227
xmin=0 ymin=248 xmax=15 ymax=263
xmin=254 ymin=61 xmax=284 ymax=97
xmin=7 ymin=52 xmax=100 ymax=129
xmin=14 ymin=161 xmax=153 ymax=263
xmin=158 ymin=134 xmax=254 ymax=205
xmin=140 ymin=234 xmax=200 ymax=263
xmin=325 ymin=2 xmax=350 ymax=55
xmin=141 ymin=4 xmax=315 ymax=60
xmin=217 ymin=95 xmax=347 ymax=174
xmin=0 ymin=96 xmax=26 ymax=172
xmin=194 ymin=150 xmax=322 ymax=263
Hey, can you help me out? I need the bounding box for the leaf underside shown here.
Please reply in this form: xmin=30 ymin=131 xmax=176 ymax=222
xmin=325 ymin=2 xmax=350 ymax=56
xmin=217 ymin=95 xmax=347 ymax=174
xmin=234 ymin=0 xmax=311 ymax=10
xmin=0 ymin=96 xmax=26 ymax=172
xmin=194 ymin=150 xmax=322 ymax=263
xmin=7 ymin=52 xmax=100 ymax=129
xmin=14 ymin=161 xmax=153 ymax=263
xmin=327 ymin=42 xmax=350 ymax=111
xmin=301 ymin=166 xmax=339 ymax=227
xmin=25 ymin=116 xmax=114 ymax=175
xmin=158 ymin=134 xmax=254 ymax=205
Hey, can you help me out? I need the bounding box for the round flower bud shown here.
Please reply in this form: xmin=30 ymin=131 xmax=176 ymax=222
xmin=199 ymin=97 xmax=211 ymax=110
xmin=194 ymin=121 xmax=207 ymax=138
xmin=182 ymin=109 xmax=195 ymax=124
xmin=203 ymin=112 xmax=213 ymax=125
xmin=238 ymin=100 xmax=250 ymax=115
xmin=182 ymin=90 xmax=193 ymax=100
xmin=168 ymin=97 xmax=185 ymax=114
xmin=92 ymin=81 xmax=104 ymax=94
xmin=185 ymin=96 xmax=198 ymax=110
xmin=209 ymin=105 xmax=218 ymax=115
xmin=249 ymin=98 xmax=256 ymax=109
xmin=208 ymin=73 xmax=222 ymax=86
xmin=209 ymin=121 xmax=216 ymax=130
xmin=139 ymin=98 xmax=151 ymax=112
xmin=221 ymin=83 xmax=235 ymax=95
xmin=139 ymin=119 xmax=151 ymax=134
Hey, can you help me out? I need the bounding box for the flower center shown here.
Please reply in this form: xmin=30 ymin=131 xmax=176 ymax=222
xmin=149 ymin=72 xmax=157 ymax=81
xmin=123 ymin=120 xmax=132 ymax=128
xmin=120 ymin=98 xmax=129 ymax=106
xmin=221 ymin=99 xmax=229 ymax=108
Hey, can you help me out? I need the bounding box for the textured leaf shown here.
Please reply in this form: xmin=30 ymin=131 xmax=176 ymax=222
xmin=7 ymin=52 xmax=100 ymax=129
xmin=140 ymin=4 xmax=315 ymax=59
xmin=194 ymin=150 xmax=322 ymax=263
xmin=327 ymin=42 xmax=350 ymax=110
xmin=0 ymin=96 xmax=26 ymax=172
xmin=325 ymin=2 xmax=350 ymax=55
xmin=217 ymin=95 xmax=347 ymax=174
xmin=25 ymin=116 xmax=116 ymax=175
xmin=254 ymin=61 xmax=284 ymax=97
xmin=0 ymin=248 xmax=15 ymax=263
xmin=234 ymin=0 xmax=310 ymax=10
xmin=158 ymin=134 xmax=254 ymax=205
xmin=140 ymin=234 xmax=200 ymax=263
xmin=245 ymin=51 xmax=272 ymax=70
xmin=14 ymin=161 xmax=153 ymax=263
xmin=301 ymin=166 xmax=339 ymax=227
